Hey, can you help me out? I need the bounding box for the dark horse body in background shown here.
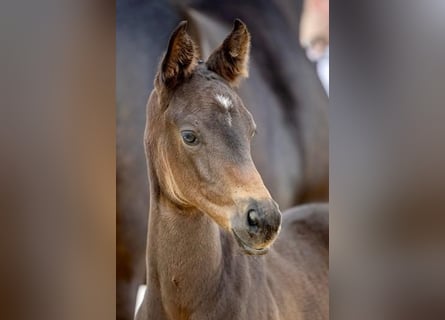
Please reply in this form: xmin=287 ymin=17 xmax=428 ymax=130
xmin=117 ymin=0 xmax=328 ymax=319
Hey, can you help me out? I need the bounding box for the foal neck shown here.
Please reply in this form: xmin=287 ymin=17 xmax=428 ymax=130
xmin=147 ymin=187 xmax=227 ymax=315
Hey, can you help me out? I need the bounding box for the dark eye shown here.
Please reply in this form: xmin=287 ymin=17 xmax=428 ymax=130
xmin=181 ymin=130 xmax=199 ymax=145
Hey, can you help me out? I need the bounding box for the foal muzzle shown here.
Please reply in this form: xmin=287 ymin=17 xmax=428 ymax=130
xmin=231 ymin=199 xmax=281 ymax=255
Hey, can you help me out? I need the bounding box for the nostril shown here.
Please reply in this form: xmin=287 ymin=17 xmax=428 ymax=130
xmin=247 ymin=209 xmax=260 ymax=227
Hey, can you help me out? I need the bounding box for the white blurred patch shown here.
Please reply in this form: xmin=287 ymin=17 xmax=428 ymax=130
xmin=134 ymin=285 xmax=147 ymax=316
xmin=306 ymin=46 xmax=329 ymax=96
xmin=316 ymin=47 xmax=329 ymax=96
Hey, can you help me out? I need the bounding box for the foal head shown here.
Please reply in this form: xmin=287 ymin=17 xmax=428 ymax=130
xmin=146 ymin=20 xmax=281 ymax=255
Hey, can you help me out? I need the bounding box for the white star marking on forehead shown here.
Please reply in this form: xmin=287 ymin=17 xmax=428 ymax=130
xmin=215 ymin=94 xmax=233 ymax=110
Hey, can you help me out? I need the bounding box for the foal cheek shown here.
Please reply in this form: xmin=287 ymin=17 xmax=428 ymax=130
xmin=194 ymin=184 xmax=237 ymax=230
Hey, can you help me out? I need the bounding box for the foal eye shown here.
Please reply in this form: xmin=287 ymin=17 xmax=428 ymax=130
xmin=181 ymin=130 xmax=199 ymax=146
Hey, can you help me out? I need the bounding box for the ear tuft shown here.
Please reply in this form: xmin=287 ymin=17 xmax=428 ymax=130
xmin=158 ymin=21 xmax=199 ymax=89
xmin=206 ymin=19 xmax=251 ymax=87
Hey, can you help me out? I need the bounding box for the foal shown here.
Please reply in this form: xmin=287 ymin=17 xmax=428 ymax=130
xmin=136 ymin=20 xmax=328 ymax=320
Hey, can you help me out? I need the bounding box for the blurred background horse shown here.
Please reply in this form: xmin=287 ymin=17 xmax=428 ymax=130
xmin=117 ymin=0 xmax=328 ymax=319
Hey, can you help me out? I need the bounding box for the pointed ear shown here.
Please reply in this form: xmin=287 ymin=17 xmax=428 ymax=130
xmin=157 ymin=21 xmax=199 ymax=89
xmin=206 ymin=19 xmax=250 ymax=87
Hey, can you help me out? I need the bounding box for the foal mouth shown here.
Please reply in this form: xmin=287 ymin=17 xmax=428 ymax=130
xmin=231 ymin=229 xmax=269 ymax=255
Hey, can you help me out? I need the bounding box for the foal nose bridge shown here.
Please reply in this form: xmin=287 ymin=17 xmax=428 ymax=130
xmin=226 ymin=162 xmax=271 ymax=200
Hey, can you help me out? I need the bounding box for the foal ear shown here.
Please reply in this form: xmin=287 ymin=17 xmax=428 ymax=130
xmin=158 ymin=21 xmax=199 ymax=89
xmin=206 ymin=19 xmax=250 ymax=86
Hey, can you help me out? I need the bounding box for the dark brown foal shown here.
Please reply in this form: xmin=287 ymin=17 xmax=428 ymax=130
xmin=136 ymin=20 xmax=328 ymax=320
